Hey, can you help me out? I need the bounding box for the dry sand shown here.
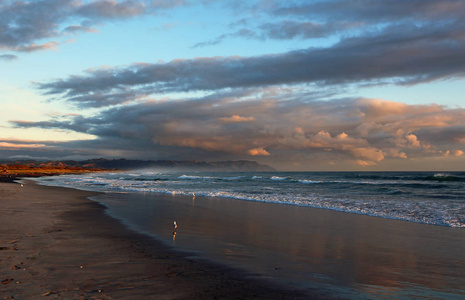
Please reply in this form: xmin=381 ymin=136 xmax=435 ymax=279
xmin=0 ymin=181 xmax=326 ymax=299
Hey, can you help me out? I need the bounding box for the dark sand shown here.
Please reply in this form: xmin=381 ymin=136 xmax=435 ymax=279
xmin=0 ymin=181 xmax=325 ymax=299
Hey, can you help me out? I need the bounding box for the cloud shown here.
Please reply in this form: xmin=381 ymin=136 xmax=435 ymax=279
xmin=63 ymin=25 xmax=99 ymax=34
xmin=0 ymin=0 xmax=186 ymax=53
xmin=16 ymin=41 xmax=60 ymax=53
xmin=0 ymin=141 xmax=46 ymax=149
xmin=356 ymin=160 xmax=378 ymax=167
xmin=247 ymin=148 xmax=270 ymax=156
xmin=38 ymin=20 xmax=465 ymax=107
xmin=192 ymin=20 xmax=352 ymax=47
xmin=273 ymin=0 xmax=465 ymax=23
xmin=219 ymin=115 xmax=256 ymax=123
xmin=5 ymin=0 xmax=465 ymax=170
xmin=0 ymin=54 xmax=17 ymax=61
xmin=75 ymin=0 xmax=148 ymax=19
xmin=257 ymin=20 xmax=351 ymax=40
xmin=406 ymin=134 xmax=421 ymax=148
xmin=194 ymin=0 xmax=465 ymax=48
xmin=9 ymin=96 xmax=465 ymax=169
xmin=454 ymin=150 xmax=464 ymax=157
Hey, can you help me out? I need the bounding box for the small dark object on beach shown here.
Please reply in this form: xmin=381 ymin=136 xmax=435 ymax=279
xmin=1 ymin=278 xmax=14 ymax=284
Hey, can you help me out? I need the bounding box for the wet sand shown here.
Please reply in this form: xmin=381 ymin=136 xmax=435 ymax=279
xmin=94 ymin=191 xmax=465 ymax=299
xmin=0 ymin=181 xmax=323 ymax=299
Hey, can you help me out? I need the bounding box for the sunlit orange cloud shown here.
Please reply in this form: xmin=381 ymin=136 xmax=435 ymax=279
xmin=219 ymin=115 xmax=256 ymax=123
xmin=349 ymin=147 xmax=385 ymax=162
xmin=16 ymin=41 xmax=60 ymax=52
xmin=392 ymin=132 xmax=431 ymax=150
xmin=279 ymin=130 xmax=369 ymax=150
xmin=9 ymin=95 xmax=465 ymax=169
xmin=247 ymin=148 xmax=270 ymax=156
xmin=406 ymin=134 xmax=421 ymax=148
xmin=438 ymin=150 xmax=463 ymax=157
xmin=359 ymin=99 xmax=409 ymax=118
xmin=0 ymin=142 xmax=46 ymax=149
xmin=454 ymin=150 xmax=464 ymax=157
xmin=357 ymin=99 xmax=461 ymax=128
xmin=277 ymin=130 xmax=389 ymax=164
xmin=356 ymin=160 xmax=378 ymax=167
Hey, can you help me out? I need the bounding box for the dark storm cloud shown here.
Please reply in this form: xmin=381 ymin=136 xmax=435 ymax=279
xmin=0 ymin=0 xmax=186 ymax=53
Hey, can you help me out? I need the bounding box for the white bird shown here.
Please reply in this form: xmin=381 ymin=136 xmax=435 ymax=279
xmin=173 ymin=221 xmax=177 ymax=230
xmin=20 ymin=184 xmax=24 ymax=187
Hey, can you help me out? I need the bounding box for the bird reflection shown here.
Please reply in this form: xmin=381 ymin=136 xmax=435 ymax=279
xmin=172 ymin=221 xmax=177 ymax=242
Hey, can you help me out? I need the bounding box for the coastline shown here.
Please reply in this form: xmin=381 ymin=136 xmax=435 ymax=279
xmin=0 ymin=180 xmax=321 ymax=299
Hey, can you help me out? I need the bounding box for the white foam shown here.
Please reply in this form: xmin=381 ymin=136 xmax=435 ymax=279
xmin=220 ymin=176 xmax=244 ymax=180
xmin=271 ymin=176 xmax=288 ymax=181
xmin=34 ymin=171 xmax=465 ymax=228
xmin=178 ymin=175 xmax=212 ymax=180
xmin=298 ymin=179 xmax=319 ymax=184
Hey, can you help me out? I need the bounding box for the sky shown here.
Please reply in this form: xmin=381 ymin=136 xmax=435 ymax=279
xmin=1 ymin=0 xmax=465 ymax=171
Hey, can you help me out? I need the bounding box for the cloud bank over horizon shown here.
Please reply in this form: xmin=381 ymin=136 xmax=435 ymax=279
xmin=2 ymin=0 xmax=465 ymax=170
xmin=9 ymin=95 xmax=465 ymax=170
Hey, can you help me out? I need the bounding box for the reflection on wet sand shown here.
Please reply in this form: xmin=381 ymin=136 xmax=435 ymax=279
xmin=97 ymin=192 xmax=465 ymax=299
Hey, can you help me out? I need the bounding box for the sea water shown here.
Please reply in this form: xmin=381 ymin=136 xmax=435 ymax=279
xmin=37 ymin=171 xmax=465 ymax=228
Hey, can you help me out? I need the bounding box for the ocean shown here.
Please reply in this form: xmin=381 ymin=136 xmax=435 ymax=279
xmin=35 ymin=171 xmax=465 ymax=299
xmin=37 ymin=171 xmax=465 ymax=228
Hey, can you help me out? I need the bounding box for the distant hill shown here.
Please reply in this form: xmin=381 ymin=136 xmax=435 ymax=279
xmin=0 ymin=164 xmax=106 ymax=182
xmin=0 ymin=158 xmax=276 ymax=172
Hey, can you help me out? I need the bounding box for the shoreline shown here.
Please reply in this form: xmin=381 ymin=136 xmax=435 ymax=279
xmin=0 ymin=180 xmax=323 ymax=299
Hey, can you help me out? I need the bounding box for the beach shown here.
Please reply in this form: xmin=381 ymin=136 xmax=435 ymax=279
xmin=2 ymin=174 xmax=465 ymax=299
xmin=0 ymin=181 xmax=319 ymax=299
